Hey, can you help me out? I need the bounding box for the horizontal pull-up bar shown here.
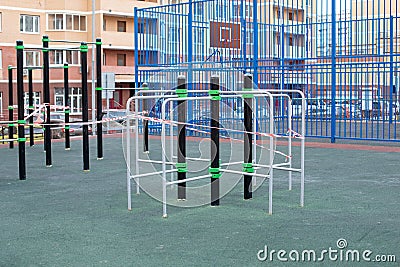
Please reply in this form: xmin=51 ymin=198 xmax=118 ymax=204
xmin=8 ymin=65 xmax=79 ymax=70
xmin=47 ymin=39 xmax=102 ymax=45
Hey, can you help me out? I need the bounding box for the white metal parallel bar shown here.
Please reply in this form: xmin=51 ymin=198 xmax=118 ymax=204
xmin=138 ymin=159 xmax=175 ymax=165
xmin=131 ymin=169 xmax=177 ymax=179
xmin=221 ymin=169 xmax=270 ymax=178
xmin=273 ymin=166 xmax=302 ymax=172
xmin=166 ymin=174 xmax=212 ymax=186
xmin=220 ymin=161 xmax=243 ymax=167
xmin=172 ymin=155 xmax=210 ymax=162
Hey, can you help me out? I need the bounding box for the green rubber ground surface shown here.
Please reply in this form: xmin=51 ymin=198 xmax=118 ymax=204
xmin=0 ymin=137 xmax=399 ymax=266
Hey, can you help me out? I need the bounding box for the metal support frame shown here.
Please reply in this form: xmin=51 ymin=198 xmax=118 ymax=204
xmin=125 ymin=84 xmax=306 ymax=217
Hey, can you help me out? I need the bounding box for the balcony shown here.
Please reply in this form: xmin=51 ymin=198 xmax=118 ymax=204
xmin=102 ymin=31 xmax=134 ymax=47
xmin=273 ymin=20 xmax=307 ymax=35
xmin=137 ymin=33 xmax=158 ymax=51
xmin=274 ymin=45 xmax=306 ymax=58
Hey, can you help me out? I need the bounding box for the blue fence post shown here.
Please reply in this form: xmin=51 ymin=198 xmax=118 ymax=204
xmin=280 ymin=23 xmax=285 ymax=120
xmin=389 ymin=16 xmax=394 ymax=124
xmin=134 ymin=8 xmax=139 ymax=89
xmin=331 ymin=0 xmax=337 ymax=143
xmin=252 ymin=0 xmax=258 ymax=86
xmin=187 ymin=0 xmax=193 ymax=121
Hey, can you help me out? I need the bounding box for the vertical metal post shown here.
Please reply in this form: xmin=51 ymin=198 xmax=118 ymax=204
xmin=134 ymin=8 xmax=139 ymax=89
xmin=28 ymin=68 xmax=34 ymax=147
xmin=8 ymin=66 xmax=14 ymax=149
xmin=16 ymin=41 xmax=26 ymax=180
xmin=187 ymin=0 xmax=193 ymax=121
xmin=142 ymin=83 xmax=149 ymax=153
xmin=243 ymin=74 xmax=253 ymax=199
xmin=81 ymin=42 xmax=90 ymax=171
xmin=176 ymin=76 xmax=187 ymax=200
xmin=91 ymin=0 xmax=96 ymax=138
xmin=64 ymin=63 xmax=71 ymax=150
xmin=96 ymin=38 xmax=103 ymax=159
xmin=389 ymin=16 xmax=394 ymax=124
xmin=252 ymin=0 xmax=258 ymax=86
xmin=43 ymin=36 xmax=52 ymax=166
xmin=210 ymin=76 xmax=220 ymax=206
xmin=331 ymin=0 xmax=337 ymax=143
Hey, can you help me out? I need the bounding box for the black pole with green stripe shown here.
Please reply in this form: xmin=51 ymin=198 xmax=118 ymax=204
xmin=8 ymin=66 xmax=14 ymax=149
xmin=96 ymin=38 xmax=103 ymax=160
xmin=43 ymin=36 xmax=52 ymax=167
xmin=176 ymin=76 xmax=187 ymax=200
xmin=16 ymin=40 xmax=26 ymax=180
xmin=210 ymin=76 xmax=220 ymax=206
xmin=243 ymin=74 xmax=254 ymax=200
xmin=28 ymin=68 xmax=34 ymax=147
xmin=81 ymin=42 xmax=90 ymax=171
xmin=64 ymin=63 xmax=71 ymax=150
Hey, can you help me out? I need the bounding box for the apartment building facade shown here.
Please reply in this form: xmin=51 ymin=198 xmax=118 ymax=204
xmin=0 ymin=0 xmax=159 ymax=119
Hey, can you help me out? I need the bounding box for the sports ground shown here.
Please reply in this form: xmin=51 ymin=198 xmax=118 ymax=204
xmin=0 ymin=136 xmax=399 ymax=266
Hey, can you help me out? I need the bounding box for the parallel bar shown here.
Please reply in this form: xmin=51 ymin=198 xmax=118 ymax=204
xmin=132 ymin=169 xmax=177 ymax=179
xmin=43 ymin=36 xmax=52 ymax=166
xmin=167 ymin=174 xmax=212 ymax=186
xmin=222 ymin=169 xmax=269 ymax=179
xmin=16 ymin=41 xmax=26 ymax=180
xmin=81 ymin=42 xmax=90 ymax=171
xmin=8 ymin=66 xmax=14 ymax=149
xmin=96 ymin=38 xmax=103 ymax=159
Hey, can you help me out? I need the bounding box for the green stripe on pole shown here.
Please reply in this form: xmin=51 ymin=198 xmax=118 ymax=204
xmin=42 ymin=37 xmax=49 ymax=42
xmin=96 ymin=41 xmax=103 ymax=45
xmin=8 ymin=106 xmax=14 ymax=110
xmin=209 ymin=166 xmax=222 ymax=179
xmin=243 ymin=87 xmax=254 ymax=98
xmin=80 ymin=45 xmax=88 ymax=52
xmin=65 ymin=126 xmax=70 ymax=130
xmin=95 ymin=87 xmax=103 ymax=91
xmin=18 ymin=138 xmax=27 ymax=142
xmin=8 ymin=66 xmax=12 ymax=70
xmin=29 ymin=106 xmax=34 ymax=109
xmin=17 ymin=120 xmax=26 ymax=124
xmin=176 ymin=89 xmax=188 ymax=98
xmin=176 ymin=162 xmax=188 ymax=173
xmin=242 ymin=162 xmax=255 ymax=173
xmin=63 ymin=65 xmax=69 ymax=69
xmin=16 ymin=45 xmax=24 ymax=50
xmin=8 ymin=123 xmax=15 ymax=127
xmin=65 ymin=110 xmax=70 ymax=114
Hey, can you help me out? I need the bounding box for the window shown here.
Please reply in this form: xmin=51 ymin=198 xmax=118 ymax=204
xmin=0 ymin=12 xmax=2 ymax=32
xmin=117 ymin=54 xmax=126 ymax=66
xmin=0 ymin=49 xmax=2 ymax=69
xmin=55 ymin=88 xmax=82 ymax=114
xmin=50 ymin=50 xmax=80 ymax=65
xmin=103 ymin=18 xmax=106 ymax=31
xmin=24 ymin=51 xmax=41 ymax=67
xmin=20 ymin=15 xmax=40 ymax=33
xmin=117 ymin=21 xmax=126 ymax=32
xmin=47 ymin=14 xmax=86 ymax=31
xmin=288 ymin=12 xmax=293 ymax=21
xmin=24 ymin=92 xmax=41 ymax=115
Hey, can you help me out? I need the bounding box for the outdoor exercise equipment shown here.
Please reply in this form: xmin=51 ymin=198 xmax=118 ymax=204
xmin=125 ymin=73 xmax=306 ymax=217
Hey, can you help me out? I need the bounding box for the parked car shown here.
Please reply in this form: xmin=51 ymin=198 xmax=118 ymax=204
xmin=62 ymin=122 xmax=92 ymax=136
xmin=33 ymin=113 xmax=65 ymax=139
xmin=102 ymin=109 xmax=127 ymax=124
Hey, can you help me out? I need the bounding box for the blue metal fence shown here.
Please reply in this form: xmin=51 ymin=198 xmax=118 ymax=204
xmin=135 ymin=0 xmax=400 ymax=142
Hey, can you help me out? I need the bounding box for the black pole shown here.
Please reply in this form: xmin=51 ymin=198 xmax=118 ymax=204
xmin=16 ymin=41 xmax=26 ymax=180
xmin=28 ymin=68 xmax=34 ymax=147
xmin=8 ymin=66 xmax=14 ymax=149
xmin=43 ymin=36 xmax=52 ymax=167
xmin=176 ymin=76 xmax=187 ymax=200
xmin=243 ymin=74 xmax=254 ymax=199
xmin=210 ymin=76 xmax=220 ymax=206
xmin=142 ymin=83 xmax=149 ymax=153
xmin=96 ymin=38 xmax=103 ymax=160
xmin=81 ymin=42 xmax=90 ymax=171
xmin=64 ymin=63 xmax=70 ymax=150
